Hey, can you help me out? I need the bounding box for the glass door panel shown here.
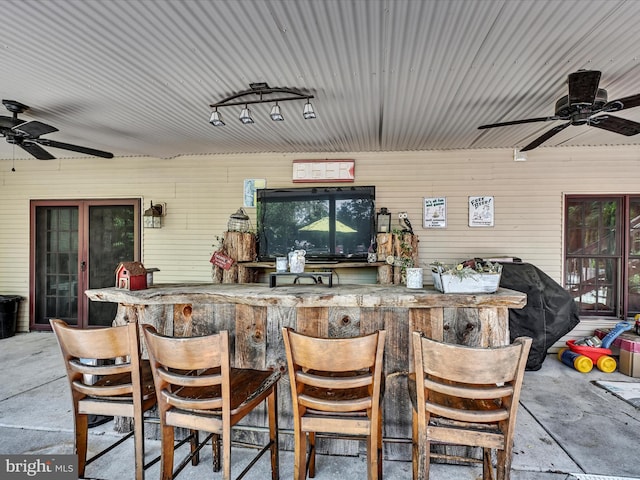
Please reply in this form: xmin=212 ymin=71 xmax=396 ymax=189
xmin=34 ymin=206 xmax=80 ymax=326
xmin=565 ymin=197 xmax=621 ymax=317
xmin=88 ymin=205 xmax=136 ymax=326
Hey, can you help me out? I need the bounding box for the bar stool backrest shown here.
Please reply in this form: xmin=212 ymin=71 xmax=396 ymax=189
xmin=410 ymin=332 xmax=532 ymax=480
xmin=283 ymin=327 xmax=386 ymax=480
xmin=50 ymin=318 xmax=155 ymax=480
xmin=141 ymin=325 xmax=280 ymax=480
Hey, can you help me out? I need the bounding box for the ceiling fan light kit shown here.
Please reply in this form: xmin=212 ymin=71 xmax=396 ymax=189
xmin=0 ymin=99 xmax=114 ymax=160
xmin=209 ymin=82 xmax=316 ymax=126
xmin=478 ymin=70 xmax=640 ymax=151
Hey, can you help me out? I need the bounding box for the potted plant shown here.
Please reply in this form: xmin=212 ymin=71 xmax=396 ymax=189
xmin=430 ymin=259 xmax=502 ymax=293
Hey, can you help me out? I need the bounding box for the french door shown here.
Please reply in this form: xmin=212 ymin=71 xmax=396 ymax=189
xmin=30 ymin=199 xmax=141 ymax=330
xmin=565 ymin=194 xmax=640 ymax=319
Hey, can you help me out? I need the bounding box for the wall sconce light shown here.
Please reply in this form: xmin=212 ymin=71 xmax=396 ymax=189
xmin=376 ymin=207 xmax=392 ymax=233
xmin=209 ymin=82 xmax=316 ymax=125
xmin=143 ymin=201 xmax=165 ymax=229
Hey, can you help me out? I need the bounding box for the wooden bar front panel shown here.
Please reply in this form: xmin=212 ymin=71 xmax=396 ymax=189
xmin=94 ymin=284 xmax=525 ymax=460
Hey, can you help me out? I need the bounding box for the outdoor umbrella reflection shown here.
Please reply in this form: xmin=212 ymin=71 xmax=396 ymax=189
xmin=298 ymin=217 xmax=357 ymax=233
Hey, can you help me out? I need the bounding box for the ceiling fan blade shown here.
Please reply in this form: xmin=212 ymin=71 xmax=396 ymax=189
xmin=0 ymin=116 xmax=23 ymax=129
xmin=602 ymin=93 xmax=640 ymax=113
xmin=35 ymin=138 xmax=114 ymax=158
xmin=521 ymin=122 xmax=571 ymax=151
xmin=19 ymin=140 xmax=56 ymax=160
xmin=478 ymin=116 xmax=560 ymax=130
xmin=568 ymin=70 xmax=601 ymax=106
xmin=12 ymin=120 xmax=58 ymax=138
xmin=589 ymin=115 xmax=640 ymax=136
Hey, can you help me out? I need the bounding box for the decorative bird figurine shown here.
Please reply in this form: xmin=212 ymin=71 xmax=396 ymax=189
xmin=398 ymin=212 xmax=414 ymax=234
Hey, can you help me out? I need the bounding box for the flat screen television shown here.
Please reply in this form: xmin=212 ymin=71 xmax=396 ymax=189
xmin=257 ymin=186 xmax=376 ymax=262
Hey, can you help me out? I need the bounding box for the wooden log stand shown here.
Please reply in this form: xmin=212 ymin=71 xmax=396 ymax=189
xmin=87 ymin=283 xmax=525 ymax=461
xmin=375 ymin=232 xmax=419 ymax=285
xmin=212 ymin=231 xmax=257 ymax=284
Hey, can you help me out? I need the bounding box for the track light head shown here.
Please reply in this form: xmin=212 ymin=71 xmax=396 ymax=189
xmin=303 ymin=100 xmax=316 ymax=119
xmin=209 ymin=109 xmax=225 ymax=126
xmin=239 ymin=106 xmax=254 ymax=124
xmin=270 ymin=103 xmax=284 ymax=121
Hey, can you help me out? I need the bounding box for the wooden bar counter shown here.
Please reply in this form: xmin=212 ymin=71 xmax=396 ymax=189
xmin=86 ymin=282 xmax=526 ymax=461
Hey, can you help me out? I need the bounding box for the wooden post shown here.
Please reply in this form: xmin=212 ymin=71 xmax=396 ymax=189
xmin=224 ymin=231 xmax=256 ymax=262
xmin=376 ymin=233 xmax=393 ymax=285
xmin=378 ymin=232 xmax=419 ymax=284
xmin=213 ymin=231 xmax=256 ymax=283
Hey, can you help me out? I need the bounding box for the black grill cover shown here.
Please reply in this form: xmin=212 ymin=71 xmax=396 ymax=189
xmin=499 ymin=262 xmax=580 ymax=371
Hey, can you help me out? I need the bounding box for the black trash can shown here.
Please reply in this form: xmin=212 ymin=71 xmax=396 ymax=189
xmin=0 ymin=295 xmax=21 ymax=339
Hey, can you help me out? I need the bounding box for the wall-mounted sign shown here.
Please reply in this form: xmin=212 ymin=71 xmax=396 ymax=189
xmin=469 ymin=196 xmax=494 ymax=227
xmin=292 ymin=159 xmax=355 ymax=183
xmin=423 ymin=197 xmax=446 ymax=228
xmin=243 ymin=178 xmax=266 ymax=207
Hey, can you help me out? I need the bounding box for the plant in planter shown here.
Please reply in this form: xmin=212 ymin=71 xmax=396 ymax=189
xmin=430 ymin=259 xmax=502 ymax=293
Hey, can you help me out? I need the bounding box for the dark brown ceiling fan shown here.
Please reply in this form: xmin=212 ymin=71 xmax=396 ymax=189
xmin=478 ymin=70 xmax=640 ymax=151
xmin=0 ymin=100 xmax=113 ymax=159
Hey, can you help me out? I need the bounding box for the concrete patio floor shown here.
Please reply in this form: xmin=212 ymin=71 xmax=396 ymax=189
xmin=1 ymin=331 xmax=639 ymax=480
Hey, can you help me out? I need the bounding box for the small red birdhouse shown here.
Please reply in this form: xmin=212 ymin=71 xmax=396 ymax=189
xmin=115 ymin=262 xmax=148 ymax=290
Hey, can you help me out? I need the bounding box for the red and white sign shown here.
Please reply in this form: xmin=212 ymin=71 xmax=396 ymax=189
xmin=210 ymin=251 xmax=235 ymax=270
xmin=292 ymin=159 xmax=355 ymax=183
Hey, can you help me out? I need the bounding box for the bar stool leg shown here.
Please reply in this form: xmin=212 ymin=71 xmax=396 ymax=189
xmin=190 ymin=430 xmax=199 ymax=466
xmin=268 ymin=389 xmax=280 ymax=480
xmin=293 ymin=420 xmax=306 ymax=480
xmin=160 ymin=424 xmax=175 ymax=480
xmin=76 ymin=412 xmax=88 ymax=479
xmin=211 ymin=433 xmax=221 ymax=472
xmin=308 ymin=431 xmax=316 ymax=478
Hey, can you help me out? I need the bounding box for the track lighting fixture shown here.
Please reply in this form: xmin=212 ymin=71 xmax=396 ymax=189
xmin=209 ymin=82 xmax=316 ymax=126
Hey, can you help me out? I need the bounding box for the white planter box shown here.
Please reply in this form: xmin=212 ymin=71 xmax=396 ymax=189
xmin=431 ymin=270 xmax=501 ymax=294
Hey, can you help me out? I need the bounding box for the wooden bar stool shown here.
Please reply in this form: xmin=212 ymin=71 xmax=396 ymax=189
xmin=409 ymin=332 xmax=532 ymax=480
xmin=50 ymin=319 xmax=157 ymax=480
xmin=142 ymin=325 xmax=280 ymax=480
xmin=282 ymin=327 xmax=386 ymax=480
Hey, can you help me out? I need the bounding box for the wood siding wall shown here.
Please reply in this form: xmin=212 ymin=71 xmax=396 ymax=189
xmin=1 ymin=146 xmax=638 ymax=344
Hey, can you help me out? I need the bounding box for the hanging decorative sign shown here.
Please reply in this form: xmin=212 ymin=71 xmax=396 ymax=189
xmin=423 ymin=197 xmax=447 ymax=228
xmin=210 ymin=251 xmax=235 ymax=270
xmin=292 ymin=159 xmax=355 ymax=183
xmin=468 ymin=196 xmax=494 ymax=227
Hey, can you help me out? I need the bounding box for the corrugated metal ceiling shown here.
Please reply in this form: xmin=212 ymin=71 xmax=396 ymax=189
xmin=0 ymin=0 xmax=639 ymax=160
